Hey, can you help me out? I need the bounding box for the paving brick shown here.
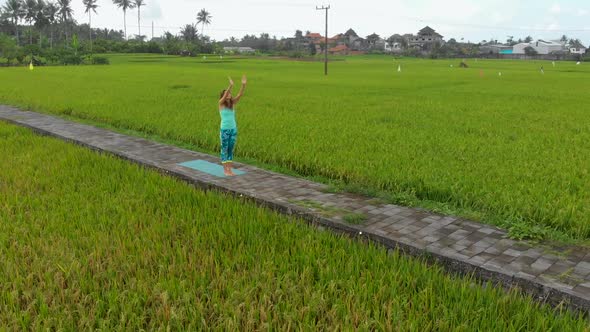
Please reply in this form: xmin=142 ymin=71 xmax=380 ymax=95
xmin=434 ymin=228 xmax=457 ymax=237
xmin=521 ymin=249 xmax=543 ymax=260
xmin=545 ymin=261 xmax=576 ymax=277
xmin=438 ymin=237 xmax=458 ymax=247
xmin=444 ymin=224 xmax=461 ymax=232
xmin=573 ymin=284 xmax=590 ymax=299
xmin=473 ymin=238 xmax=497 ymax=249
xmin=574 ymin=261 xmax=590 ymax=277
xmin=531 ymin=258 xmax=556 ymax=274
xmin=484 ymin=246 xmax=502 ymax=255
xmin=448 ymin=229 xmax=472 ymax=240
xmin=460 ymin=245 xmax=487 ymax=258
xmin=422 ymin=234 xmax=442 ymax=243
xmin=456 ymin=238 xmax=474 ymax=247
xmin=477 ymin=227 xmax=496 ymax=235
xmin=515 ymin=271 xmax=536 ymax=280
xmin=450 ymin=244 xmax=468 ymax=252
xmin=503 ymin=248 xmax=524 ymax=258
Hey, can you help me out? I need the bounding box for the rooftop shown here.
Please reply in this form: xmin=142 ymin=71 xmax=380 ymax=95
xmin=306 ymin=33 xmax=323 ymax=39
xmin=329 ymin=44 xmax=349 ymax=52
xmin=418 ymin=26 xmax=443 ymax=37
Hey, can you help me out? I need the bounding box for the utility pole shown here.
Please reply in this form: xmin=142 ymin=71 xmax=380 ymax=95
xmin=316 ymin=5 xmax=330 ymax=75
xmin=152 ymin=21 xmax=154 ymax=40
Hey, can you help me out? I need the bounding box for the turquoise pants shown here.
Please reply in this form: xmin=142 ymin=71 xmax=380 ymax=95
xmin=220 ymin=129 xmax=237 ymax=163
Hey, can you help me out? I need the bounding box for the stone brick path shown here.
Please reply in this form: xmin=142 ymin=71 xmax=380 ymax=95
xmin=2 ymin=105 xmax=590 ymax=313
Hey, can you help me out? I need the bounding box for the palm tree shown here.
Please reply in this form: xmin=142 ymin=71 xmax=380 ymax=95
xmin=3 ymin=0 xmax=25 ymax=44
xmin=134 ymin=0 xmax=145 ymax=40
xmin=24 ymin=0 xmax=37 ymax=45
xmin=43 ymin=1 xmax=57 ymax=48
xmin=82 ymin=0 xmax=98 ymax=52
xmin=560 ymin=35 xmax=568 ymax=43
xmin=34 ymin=0 xmax=48 ymax=47
xmin=180 ymin=23 xmax=197 ymax=43
xmin=112 ymin=0 xmax=135 ymax=40
xmin=196 ymin=8 xmax=211 ymax=38
xmin=56 ymin=0 xmax=73 ymax=43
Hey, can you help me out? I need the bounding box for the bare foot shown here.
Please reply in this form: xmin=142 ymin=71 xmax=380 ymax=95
xmin=224 ymin=170 xmax=232 ymax=176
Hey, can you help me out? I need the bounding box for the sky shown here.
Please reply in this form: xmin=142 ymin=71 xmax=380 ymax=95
xmin=65 ymin=0 xmax=590 ymax=44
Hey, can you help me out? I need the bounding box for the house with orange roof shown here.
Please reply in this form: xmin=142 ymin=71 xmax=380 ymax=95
xmin=329 ymin=34 xmax=344 ymax=45
xmin=306 ymin=32 xmax=324 ymax=40
xmin=328 ymin=44 xmax=350 ymax=55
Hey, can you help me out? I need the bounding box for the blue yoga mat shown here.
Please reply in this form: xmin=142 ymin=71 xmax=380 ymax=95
xmin=178 ymin=159 xmax=246 ymax=177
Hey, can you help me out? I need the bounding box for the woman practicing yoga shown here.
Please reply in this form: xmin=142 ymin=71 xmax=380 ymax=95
xmin=219 ymin=75 xmax=247 ymax=176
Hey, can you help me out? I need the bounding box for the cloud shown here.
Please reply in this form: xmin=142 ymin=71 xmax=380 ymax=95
xmin=143 ymin=0 xmax=163 ymax=20
xmin=417 ymin=0 xmax=482 ymax=19
xmin=490 ymin=11 xmax=513 ymax=24
xmin=549 ymin=3 xmax=561 ymax=14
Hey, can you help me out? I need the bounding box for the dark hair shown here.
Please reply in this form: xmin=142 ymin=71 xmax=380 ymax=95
xmin=220 ymin=90 xmax=233 ymax=109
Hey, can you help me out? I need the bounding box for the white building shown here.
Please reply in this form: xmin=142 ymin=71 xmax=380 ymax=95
xmin=223 ymin=47 xmax=256 ymax=54
xmin=534 ymin=40 xmax=566 ymax=54
xmin=569 ymin=41 xmax=587 ymax=55
xmin=512 ymin=40 xmax=566 ymax=55
xmin=385 ymin=42 xmax=402 ymax=53
xmin=512 ymin=43 xmax=532 ymax=54
xmin=570 ymin=47 xmax=587 ymax=55
xmin=374 ymin=38 xmax=387 ymax=51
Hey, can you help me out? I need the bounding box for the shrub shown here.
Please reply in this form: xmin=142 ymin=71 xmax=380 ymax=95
xmin=145 ymin=41 xmax=163 ymax=54
xmin=288 ymin=51 xmax=304 ymax=58
xmin=91 ymin=56 xmax=110 ymax=65
xmin=23 ymin=44 xmax=41 ymax=56
xmin=44 ymin=49 xmax=61 ymax=64
xmin=62 ymin=54 xmax=83 ymax=65
xmin=92 ymin=45 xmax=108 ymax=54
xmin=23 ymin=55 xmax=47 ymax=66
xmin=0 ymin=34 xmax=21 ymax=65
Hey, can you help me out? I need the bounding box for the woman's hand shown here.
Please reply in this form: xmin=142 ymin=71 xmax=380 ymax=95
xmin=228 ymin=77 xmax=234 ymax=86
xmin=241 ymin=75 xmax=247 ymax=85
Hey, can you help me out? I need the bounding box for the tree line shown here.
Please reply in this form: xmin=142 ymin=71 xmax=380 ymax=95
xmin=1 ymin=0 xmax=213 ymax=45
xmin=0 ymin=0 xmax=217 ymax=64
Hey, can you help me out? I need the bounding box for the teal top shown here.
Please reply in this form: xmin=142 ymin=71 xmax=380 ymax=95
xmin=220 ymin=107 xmax=237 ymax=130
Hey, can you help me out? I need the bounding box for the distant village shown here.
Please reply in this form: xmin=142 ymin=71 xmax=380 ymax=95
xmin=222 ymin=26 xmax=589 ymax=60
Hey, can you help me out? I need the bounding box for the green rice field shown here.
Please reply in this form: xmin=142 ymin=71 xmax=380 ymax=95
xmin=1 ymin=54 xmax=589 ymax=241
xmin=0 ymin=121 xmax=587 ymax=330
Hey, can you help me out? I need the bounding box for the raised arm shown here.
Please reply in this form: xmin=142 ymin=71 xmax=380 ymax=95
xmin=232 ymin=75 xmax=247 ymax=104
xmin=219 ymin=77 xmax=234 ymax=106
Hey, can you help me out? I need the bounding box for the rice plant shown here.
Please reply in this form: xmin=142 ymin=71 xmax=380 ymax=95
xmin=0 ymin=121 xmax=588 ymax=330
xmin=1 ymin=54 xmax=589 ymax=242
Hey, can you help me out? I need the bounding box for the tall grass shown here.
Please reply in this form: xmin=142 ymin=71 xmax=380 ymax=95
xmin=1 ymin=55 xmax=589 ymax=240
xmin=0 ymin=121 xmax=588 ymax=330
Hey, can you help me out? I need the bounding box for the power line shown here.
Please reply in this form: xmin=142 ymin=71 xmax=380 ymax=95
xmin=230 ymin=1 xmax=317 ymax=8
xmin=104 ymin=24 xmax=300 ymax=34
xmin=93 ymin=14 xmax=590 ymax=41
xmin=100 ymin=21 xmax=590 ymax=38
